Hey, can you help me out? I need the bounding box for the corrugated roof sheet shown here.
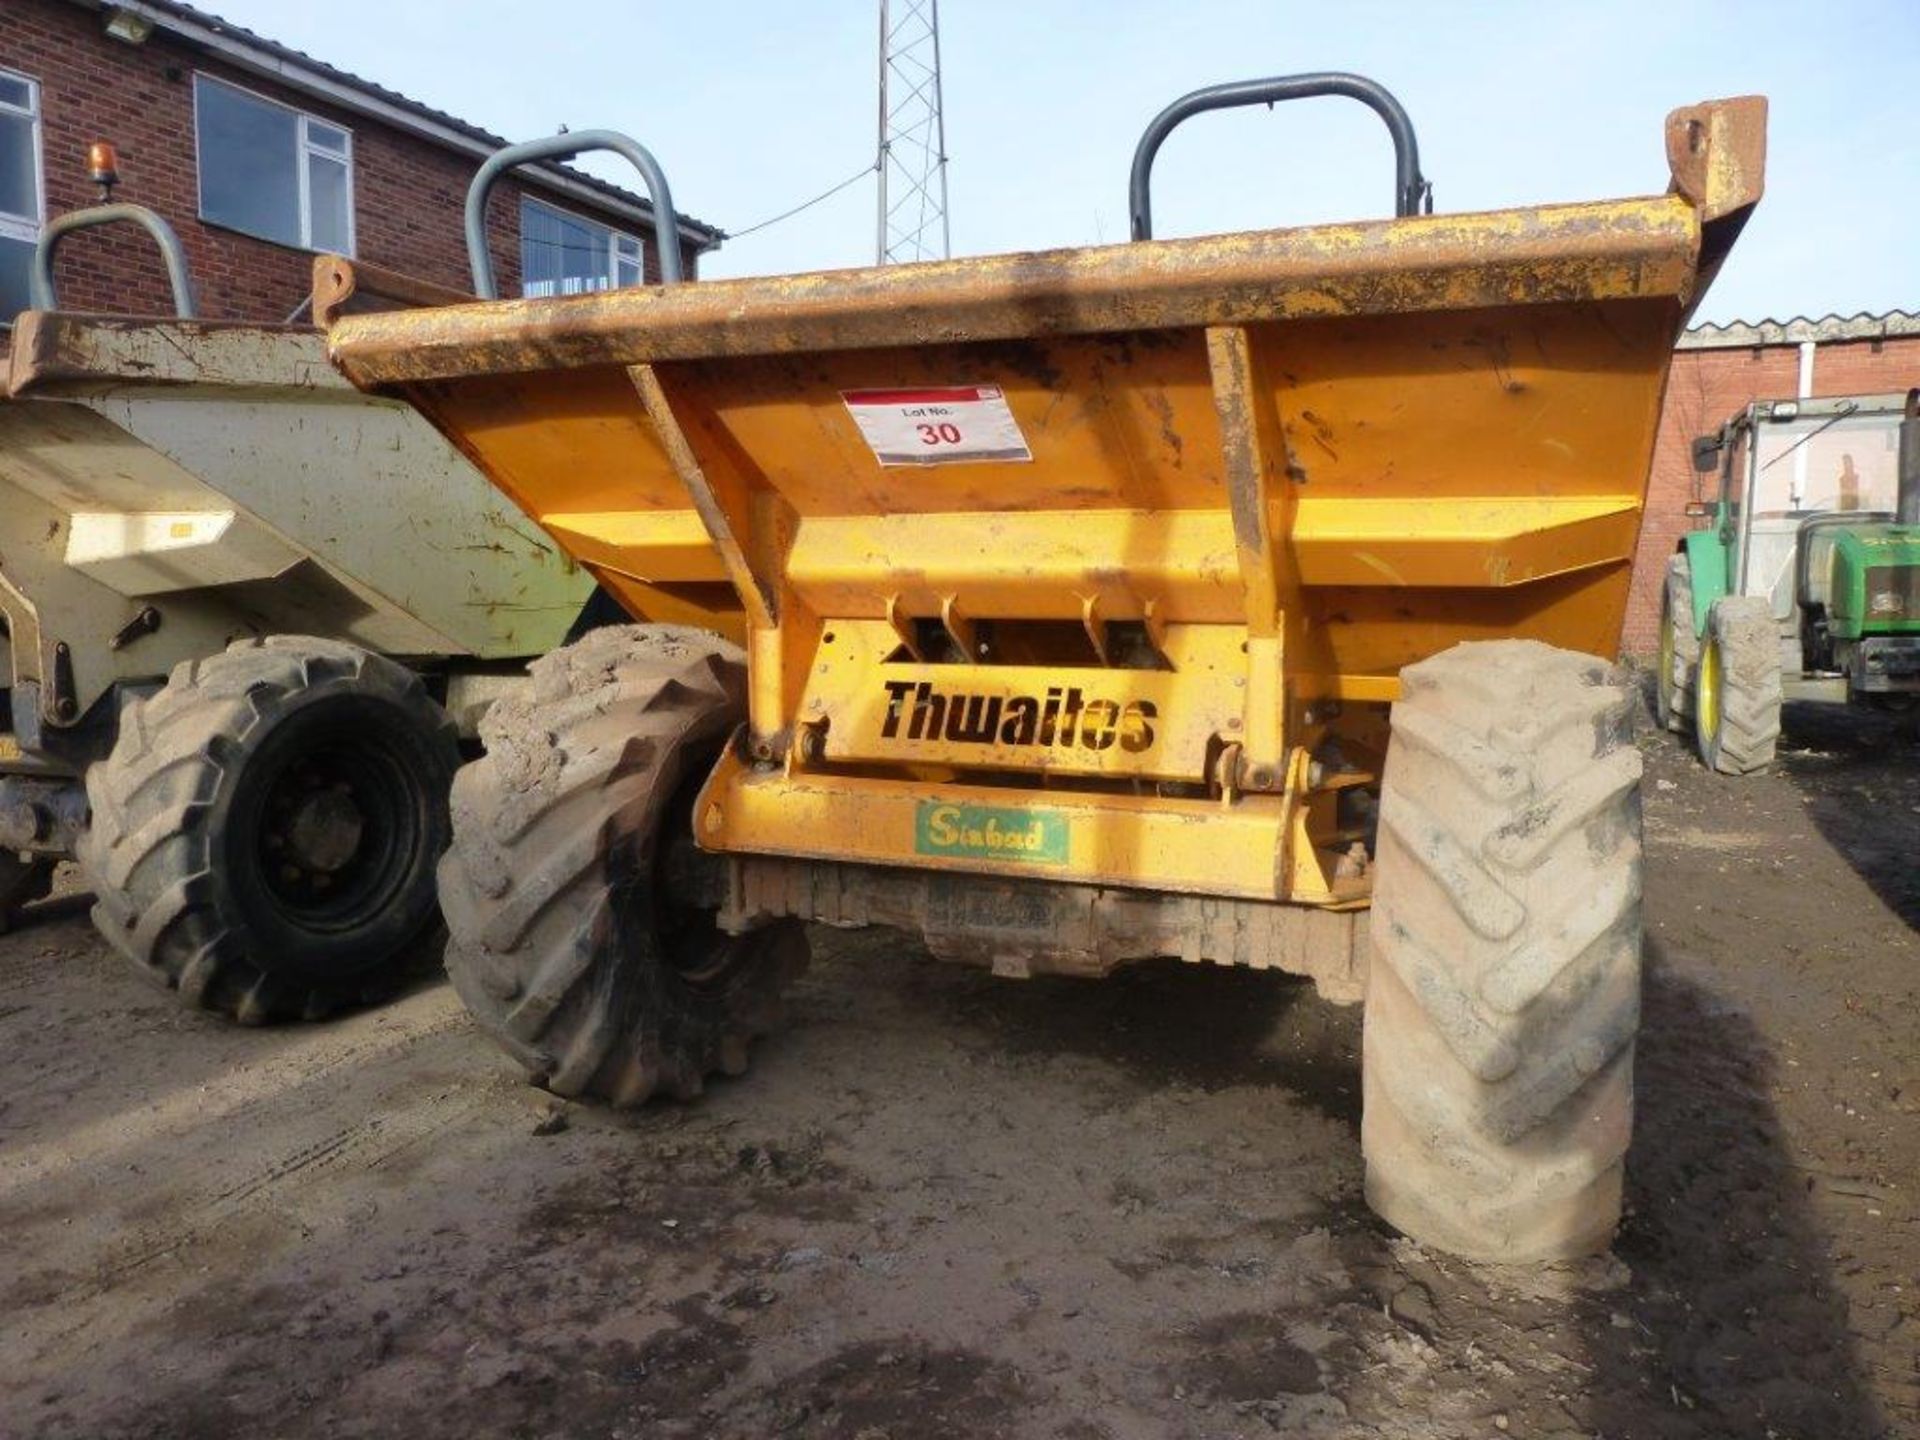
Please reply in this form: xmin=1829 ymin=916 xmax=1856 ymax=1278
xmin=83 ymin=0 xmax=724 ymax=243
xmin=1681 ymin=309 xmax=1920 ymax=350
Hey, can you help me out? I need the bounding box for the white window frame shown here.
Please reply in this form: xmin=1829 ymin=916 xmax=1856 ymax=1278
xmin=192 ymin=72 xmax=355 ymax=255
xmin=614 ymin=228 xmax=644 ymax=286
xmin=0 ymin=67 xmax=45 ymax=332
xmin=520 ymin=195 xmax=644 ymax=297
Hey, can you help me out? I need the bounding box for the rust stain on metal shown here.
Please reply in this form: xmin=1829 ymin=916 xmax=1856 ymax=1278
xmin=8 ymin=313 xmax=336 ymax=395
xmin=310 ymin=254 xmax=472 ymax=331
xmin=329 ymin=196 xmax=1707 ymax=387
xmin=1665 ymin=96 xmax=1767 ymax=221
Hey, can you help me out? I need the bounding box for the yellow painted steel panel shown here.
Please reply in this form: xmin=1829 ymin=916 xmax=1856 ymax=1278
xmin=323 ymin=95 xmax=1766 ymax=904
xmin=543 ymin=510 xmax=731 ymax=584
xmin=368 ymin=293 xmax=1676 ymax=671
xmin=803 ymin=623 xmax=1245 ymax=783
xmin=697 ymin=747 xmax=1293 ymax=900
xmin=330 ymin=195 xmax=1705 ymax=385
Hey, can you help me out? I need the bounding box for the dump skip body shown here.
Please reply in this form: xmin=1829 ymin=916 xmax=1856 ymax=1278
xmin=327 ymin=95 xmax=1763 ymax=909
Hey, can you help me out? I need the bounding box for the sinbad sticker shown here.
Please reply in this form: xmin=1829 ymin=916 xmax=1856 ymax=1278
xmin=915 ymin=801 xmax=1068 ymax=865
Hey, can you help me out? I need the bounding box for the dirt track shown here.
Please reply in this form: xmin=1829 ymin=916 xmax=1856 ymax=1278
xmin=2 ymin=698 xmax=1916 ymax=1439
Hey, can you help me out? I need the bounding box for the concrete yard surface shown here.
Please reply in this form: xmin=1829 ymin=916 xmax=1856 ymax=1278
xmin=1 ymin=702 xmax=1916 ymax=1439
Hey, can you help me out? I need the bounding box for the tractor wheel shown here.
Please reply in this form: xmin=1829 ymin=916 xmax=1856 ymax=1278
xmin=79 ymin=637 xmax=459 ymax=1023
xmin=437 ymin=624 xmax=807 ymax=1106
xmin=1363 ymin=639 xmax=1643 ymax=1262
xmin=1694 ymin=596 xmax=1781 ymax=775
xmin=1655 ymin=554 xmax=1699 ymax=732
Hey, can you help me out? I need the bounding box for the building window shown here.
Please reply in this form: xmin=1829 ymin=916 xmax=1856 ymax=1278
xmin=520 ymin=197 xmax=643 ymax=298
xmin=194 ymin=74 xmax=353 ymax=253
xmin=0 ymin=68 xmax=44 ymax=326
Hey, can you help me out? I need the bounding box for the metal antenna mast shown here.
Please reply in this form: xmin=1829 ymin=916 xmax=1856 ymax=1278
xmin=876 ymin=0 xmax=950 ymax=264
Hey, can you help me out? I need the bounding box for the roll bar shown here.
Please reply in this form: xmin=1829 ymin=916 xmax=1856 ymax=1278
xmin=30 ymin=204 xmax=198 ymax=317
xmin=1129 ymin=72 xmax=1430 ymax=241
xmin=466 ymin=130 xmax=683 ymax=298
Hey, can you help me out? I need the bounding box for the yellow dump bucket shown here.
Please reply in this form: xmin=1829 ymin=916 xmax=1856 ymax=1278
xmin=325 ymin=92 xmax=1763 ymax=906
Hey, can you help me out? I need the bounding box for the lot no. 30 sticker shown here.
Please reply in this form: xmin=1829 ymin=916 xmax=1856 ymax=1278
xmin=841 ymin=385 xmax=1032 ymax=466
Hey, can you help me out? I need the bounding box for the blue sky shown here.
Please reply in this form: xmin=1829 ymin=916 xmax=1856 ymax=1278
xmin=220 ymin=0 xmax=1914 ymax=324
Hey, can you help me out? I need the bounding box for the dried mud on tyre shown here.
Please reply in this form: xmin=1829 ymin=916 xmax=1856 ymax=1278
xmin=437 ymin=624 xmax=808 ymax=1106
xmin=1363 ymin=639 xmax=1642 ymax=1262
xmin=1698 ymin=596 xmax=1782 ymax=775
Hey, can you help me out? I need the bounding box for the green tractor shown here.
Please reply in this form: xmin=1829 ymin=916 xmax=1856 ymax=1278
xmin=1660 ymin=390 xmax=1920 ymax=773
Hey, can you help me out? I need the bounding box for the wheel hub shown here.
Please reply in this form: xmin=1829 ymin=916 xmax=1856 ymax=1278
xmin=1698 ymin=637 xmax=1721 ymax=745
xmin=284 ymin=786 xmax=365 ymax=873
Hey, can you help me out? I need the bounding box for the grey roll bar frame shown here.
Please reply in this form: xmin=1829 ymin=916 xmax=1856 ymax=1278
xmin=1128 ymin=72 xmax=1431 ymax=241
xmin=30 ymin=204 xmax=199 ymax=318
xmin=465 ymin=130 xmax=683 ymax=299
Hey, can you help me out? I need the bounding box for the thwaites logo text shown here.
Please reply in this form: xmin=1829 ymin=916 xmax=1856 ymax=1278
xmin=879 ymin=681 xmax=1157 ymax=752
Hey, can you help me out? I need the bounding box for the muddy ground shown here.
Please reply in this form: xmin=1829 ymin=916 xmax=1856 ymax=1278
xmin=1 ymin=698 xmax=1915 ymax=1440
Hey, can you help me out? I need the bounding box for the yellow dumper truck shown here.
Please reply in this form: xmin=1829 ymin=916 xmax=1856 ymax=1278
xmin=324 ymin=78 xmax=1766 ymax=1262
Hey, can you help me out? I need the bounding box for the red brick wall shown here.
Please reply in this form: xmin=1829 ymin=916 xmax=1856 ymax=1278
xmin=1621 ymin=333 xmax=1920 ymax=656
xmin=2 ymin=0 xmax=698 ymax=325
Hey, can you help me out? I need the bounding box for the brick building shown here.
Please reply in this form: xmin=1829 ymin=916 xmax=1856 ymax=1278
xmin=1624 ymin=311 xmax=1920 ymax=655
xmin=0 ymin=0 xmax=722 ymax=332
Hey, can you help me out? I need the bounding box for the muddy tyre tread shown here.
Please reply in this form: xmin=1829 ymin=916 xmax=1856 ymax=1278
xmin=1363 ymin=639 xmax=1642 ymax=1262
xmin=1657 ymin=554 xmax=1699 ymax=732
xmin=438 ymin=624 xmax=806 ymax=1106
xmin=1699 ymin=596 xmax=1781 ymax=775
xmin=79 ymin=636 xmax=458 ymax=1023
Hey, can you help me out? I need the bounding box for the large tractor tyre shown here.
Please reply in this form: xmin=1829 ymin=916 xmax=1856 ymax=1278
xmin=79 ymin=637 xmax=460 ymax=1023
xmin=437 ymin=624 xmax=808 ymax=1106
xmin=1655 ymin=553 xmax=1700 ymax=733
xmin=1363 ymin=639 xmax=1643 ymax=1262
xmin=1694 ymin=596 xmax=1782 ymax=775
